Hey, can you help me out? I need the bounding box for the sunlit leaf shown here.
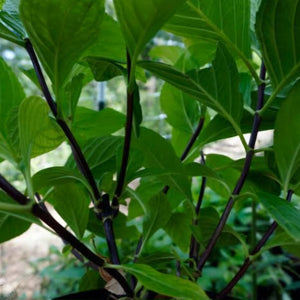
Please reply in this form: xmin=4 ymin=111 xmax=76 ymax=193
xmin=274 ymin=82 xmax=300 ymax=191
xmin=113 ymin=0 xmax=187 ymax=62
xmin=256 ymin=0 xmax=300 ymax=88
xmin=114 ymin=264 xmax=210 ymax=300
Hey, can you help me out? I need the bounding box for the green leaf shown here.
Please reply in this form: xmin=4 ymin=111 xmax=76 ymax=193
xmin=132 ymin=82 xmax=143 ymax=136
xmin=18 ymin=96 xmax=64 ymax=164
xmin=150 ymin=45 xmax=185 ymax=65
xmin=51 ymin=183 xmax=90 ymax=239
xmin=0 ymin=0 xmax=4 ymax=9
xmin=113 ymin=0 xmax=187 ymax=62
xmin=32 ymin=166 xmax=92 ymax=196
xmin=274 ymin=81 xmax=300 ymax=191
xmin=79 ymin=270 xmax=105 ymax=292
xmin=256 ymin=0 xmax=300 ymax=88
xmin=143 ymin=193 xmax=172 ymax=243
xmin=72 ymin=107 xmax=125 ymax=143
xmin=0 ymin=191 xmax=32 ymax=242
xmin=0 ymin=57 xmax=24 ymax=162
xmin=140 ymin=43 xmax=243 ymax=123
xmin=86 ymin=57 xmax=125 ymax=82
xmin=87 ymin=210 xmax=139 ymax=240
xmin=83 ymin=13 xmax=126 ymax=62
xmin=258 ymin=192 xmax=300 ymax=241
xmin=61 ymin=74 xmax=84 ymax=122
xmin=114 ymin=264 xmax=209 ymax=300
xmin=165 ymin=0 xmax=253 ymax=74
xmin=160 ymin=83 xmax=199 ymax=134
xmin=0 ymin=57 xmax=24 ymax=129
xmin=165 ymin=212 xmax=192 ymax=251
xmin=134 ymin=128 xmax=191 ymax=198
xmin=20 ymin=0 xmax=105 ymax=114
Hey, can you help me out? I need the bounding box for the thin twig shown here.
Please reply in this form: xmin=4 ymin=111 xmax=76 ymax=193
xmin=181 ymin=117 xmax=205 ymax=161
xmin=215 ymin=190 xmax=293 ymax=299
xmin=197 ymin=62 xmax=267 ymax=271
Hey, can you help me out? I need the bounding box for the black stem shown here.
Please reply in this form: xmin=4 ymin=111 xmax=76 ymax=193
xmin=197 ymin=62 xmax=267 ymax=272
xmin=215 ymin=190 xmax=293 ymax=299
xmin=32 ymin=204 xmax=132 ymax=296
xmin=25 ymin=38 xmax=121 ymax=279
xmin=0 ymin=174 xmax=29 ymax=205
xmin=181 ymin=117 xmax=205 ymax=161
xmin=112 ymin=50 xmax=134 ymax=213
xmin=24 ymin=39 xmax=101 ymax=203
xmin=0 ymin=176 xmax=132 ymax=296
xmin=189 ymin=152 xmax=206 ymax=263
xmin=103 ymin=218 xmax=121 ymax=264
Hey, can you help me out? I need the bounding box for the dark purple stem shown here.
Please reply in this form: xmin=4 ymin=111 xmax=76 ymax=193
xmin=24 ymin=39 xmax=101 ymax=203
xmin=197 ymin=62 xmax=267 ymax=271
xmin=181 ymin=117 xmax=205 ymax=161
xmin=189 ymin=152 xmax=206 ymax=263
xmin=112 ymin=50 xmax=134 ymax=214
xmin=0 ymin=175 xmax=132 ymax=296
xmin=215 ymin=190 xmax=293 ymax=299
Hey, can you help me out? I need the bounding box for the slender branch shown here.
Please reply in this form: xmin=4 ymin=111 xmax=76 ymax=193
xmin=24 ymin=39 xmax=58 ymax=116
xmin=112 ymin=50 xmax=135 ymax=214
xmin=197 ymin=62 xmax=267 ymax=272
xmin=181 ymin=117 xmax=205 ymax=161
xmin=25 ymin=38 xmax=121 ymax=274
xmin=0 ymin=174 xmax=29 ymax=205
xmin=24 ymin=39 xmax=101 ymax=203
xmin=32 ymin=204 xmax=132 ymax=296
xmin=215 ymin=190 xmax=293 ymax=299
xmin=0 ymin=176 xmax=132 ymax=297
xmin=189 ymin=152 xmax=206 ymax=263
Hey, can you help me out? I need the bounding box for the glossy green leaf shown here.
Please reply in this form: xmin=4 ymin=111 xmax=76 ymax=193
xmin=161 ymin=83 xmax=199 ymax=134
xmin=32 ymin=166 xmax=92 ymax=195
xmin=256 ymin=0 xmax=300 ymax=88
xmin=86 ymin=57 xmax=125 ymax=82
xmin=51 ymin=183 xmax=90 ymax=238
xmin=115 ymin=264 xmax=209 ymax=300
xmin=83 ymin=13 xmax=126 ymax=62
xmin=143 ymin=193 xmax=172 ymax=243
xmin=0 ymin=57 xmax=24 ymax=162
xmin=0 ymin=3 xmax=26 ymax=45
xmin=67 ymin=136 xmax=122 ymax=172
xmin=258 ymin=192 xmax=300 ymax=241
xmin=134 ymin=128 xmax=191 ymax=198
xmin=20 ymin=0 xmax=104 ymax=107
xmin=150 ymin=45 xmax=185 ymax=65
xmin=72 ymin=107 xmax=125 ymax=143
xmin=61 ymin=74 xmax=84 ymax=122
xmin=0 ymin=191 xmax=32 ymax=242
xmin=113 ymin=0 xmax=187 ymax=62
xmin=18 ymin=96 xmax=64 ymax=164
xmin=165 ymin=0 xmax=251 ymax=67
xmin=140 ymin=44 xmax=243 ymax=123
xmin=165 ymin=212 xmax=192 ymax=251
xmin=274 ymin=82 xmax=300 ymax=191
